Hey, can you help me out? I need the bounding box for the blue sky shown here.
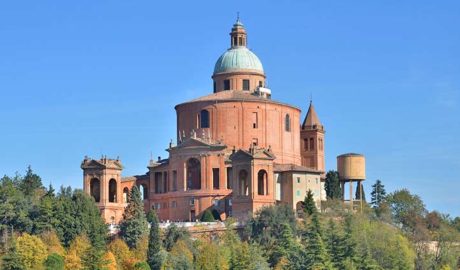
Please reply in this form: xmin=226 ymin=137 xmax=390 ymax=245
xmin=1 ymin=1 xmax=459 ymax=216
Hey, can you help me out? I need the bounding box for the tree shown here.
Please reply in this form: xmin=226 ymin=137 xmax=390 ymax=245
xmin=162 ymin=223 xmax=190 ymax=252
xmin=53 ymin=188 xmax=107 ymax=248
xmin=355 ymin=182 xmax=366 ymax=202
xmin=164 ymin=240 xmax=194 ymax=270
xmin=16 ymin=233 xmax=48 ymax=269
xmin=108 ymin=238 xmax=132 ymax=270
xmin=102 ymin=252 xmax=117 ymax=270
xmin=303 ymin=214 xmax=334 ymax=269
xmin=44 ymin=253 xmax=64 ymax=270
xmin=119 ymin=186 xmax=148 ymax=249
xmin=147 ymin=210 xmax=163 ymax=270
xmin=230 ymin=242 xmax=270 ymax=270
xmin=271 ymin=222 xmax=299 ymax=267
xmin=386 ymin=189 xmax=426 ymax=231
xmin=200 ymin=209 xmax=215 ymax=222
xmin=2 ymin=238 xmax=25 ymax=270
xmin=325 ymin=170 xmax=341 ymax=200
xmin=40 ymin=230 xmax=65 ymax=256
xmin=302 ymin=189 xmax=317 ymax=216
xmin=19 ymin=166 xmax=43 ymax=196
xmin=370 ymin=180 xmax=386 ymax=209
xmin=195 ymin=241 xmax=229 ymax=270
xmin=325 ymin=219 xmax=346 ymax=269
xmin=134 ymin=261 xmax=152 ymax=270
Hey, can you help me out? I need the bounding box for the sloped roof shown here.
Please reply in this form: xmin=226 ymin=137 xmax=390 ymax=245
xmin=81 ymin=157 xmax=123 ymax=170
xmin=302 ymin=101 xmax=323 ymax=130
xmin=230 ymin=147 xmax=276 ymax=161
xmin=175 ymin=90 xmax=300 ymax=111
xmin=274 ymin=163 xmax=323 ymax=173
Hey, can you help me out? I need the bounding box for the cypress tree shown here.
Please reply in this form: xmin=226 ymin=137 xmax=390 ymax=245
xmin=342 ymin=215 xmax=359 ymax=267
xmin=355 ymin=182 xmax=366 ymax=202
xmin=325 ymin=170 xmax=341 ymax=200
xmin=303 ymin=214 xmax=334 ymax=269
xmin=302 ymin=189 xmax=317 ymax=216
xmin=370 ymin=180 xmax=386 ymax=208
xmin=200 ymin=209 xmax=215 ymax=222
xmin=119 ymin=186 xmax=148 ymax=248
xmin=147 ymin=209 xmax=163 ymax=270
xmin=325 ymin=219 xmax=346 ymax=269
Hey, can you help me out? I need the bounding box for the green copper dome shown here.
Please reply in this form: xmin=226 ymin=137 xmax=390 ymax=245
xmin=213 ymin=47 xmax=264 ymax=74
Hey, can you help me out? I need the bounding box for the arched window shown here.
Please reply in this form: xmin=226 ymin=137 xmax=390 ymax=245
xmin=123 ymin=187 xmax=129 ymax=203
xmin=186 ymin=158 xmax=201 ymax=190
xmin=285 ymin=114 xmax=291 ymax=132
xmin=238 ymin=170 xmax=249 ymax=196
xmin=109 ymin=179 xmax=117 ymax=203
xmin=310 ymin=138 xmax=314 ymax=150
xmin=257 ymin=170 xmax=268 ymax=195
xmin=139 ymin=184 xmax=148 ymax=200
xmin=90 ymin=178 xmax=100 ymax=202
xmin=200 ymin=110 xmax=210 ymax=128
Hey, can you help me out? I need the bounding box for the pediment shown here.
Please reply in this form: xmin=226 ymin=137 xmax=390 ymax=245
xmin=230 ymin=148 xmax=276 ymax=161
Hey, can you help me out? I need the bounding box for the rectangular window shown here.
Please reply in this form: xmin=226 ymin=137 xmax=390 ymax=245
xmin=310 ymin=138 xmax=314 ymax=150
xmin=213 ymin=168 xmax=220 ymax=189
xmin=172 ymin=170 xmax=177 ymax=191
xmin=226 ymin=167 xmax=232 ymax=189
xmin=296 ymin=190 xmax=301 ymax=196
xmin=155 ymin=172 xmax=162 ymax=193
xmin=163 ymin=172 xmax=168 ymax=193
xmin=224 ymin=80 xmax=230 ymax=90
xmin=259 ymin=81 xmax=263 ymax=87
xmin=304 ymin=139 xmax=308 ymax=151
xmin=190 ymin=198 xmax=195 ymax=206
xmin=171 ymin=201 xmax=177 ymax=208
xmin=243 ymin=79 xmax=250 ymax=91
xmin=213 ymin=82 xmax=216 ymax=93
xmin=297 ymin=177 xmax=301 ymax=184
xmin=252 ymin=112 xmax=258 ymax=128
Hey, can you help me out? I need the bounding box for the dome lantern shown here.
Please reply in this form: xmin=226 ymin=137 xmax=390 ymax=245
xmin=212 ymin=17 xmax=266 ymax=94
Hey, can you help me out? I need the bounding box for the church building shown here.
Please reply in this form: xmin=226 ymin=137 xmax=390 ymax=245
xmin=81 ymin=18 xmax=326 ymax=224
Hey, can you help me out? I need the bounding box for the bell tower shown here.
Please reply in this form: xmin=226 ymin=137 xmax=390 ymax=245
xmin=301 ymin=101 xmax=325 ymax=171
xmin=81 ymin=156 xmax=125 ymax=224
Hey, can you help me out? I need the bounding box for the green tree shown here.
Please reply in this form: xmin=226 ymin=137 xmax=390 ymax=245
xmin=355 ymin=182 xmax=366 ymax=202
xmin=147 ymin=210 xmax=163 ymax=270
xmin=162 ymin=223 xmax=190 ymax=252
xmin=302 ymin=189 xmax=317 ymax=216
xmin=370 ymin=180 xmax=386 ymax=209
xmin=135 ymin=261 xmax=152 ymax=270
xmin=303 ymin=214 xmax=334 ymax=269
xmin=19 ymin=166 xmax=43 ymax=197
xmin=2 ymin=239 xmax=25 ymax=270
xmin=231 ymin=242 xmax=270 ymax=270
xmin=119 ymin=186 xmax=148 ymax=249
xmin=325 ymin=219 xmax=346 ymax=269
xmin=387 ymin=189 xmax=426 ymax=231
xmin=325 ymin=170 xmax=341 ymax=200
xmin=271 ymin=222 xmax=298 ymax=267
xmin=200 ymin=209 xmax=215 ymax=222
xmin=44 ymin=253 xmax=64 ymax=270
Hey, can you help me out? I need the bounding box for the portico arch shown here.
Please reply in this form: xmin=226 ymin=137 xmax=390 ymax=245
xmin=90 ymin=178 xmax=100 ymax=202
xmin=109 ymin=179 xmax=117 ymax=203
xmin=257 ymin=170 xmax=268 ymax=195
xmin=238 ymin=170 xmax=249 ymax=196
xmin=186 ymin=158 xmax=201 ymax=190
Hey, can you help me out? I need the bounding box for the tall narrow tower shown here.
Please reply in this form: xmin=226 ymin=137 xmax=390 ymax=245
xmin=301 ymin=101 xmax=325 ymax=171
xmin=81 ymin=156 xmax=125 ymax=224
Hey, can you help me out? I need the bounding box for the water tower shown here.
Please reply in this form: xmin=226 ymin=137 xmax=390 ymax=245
xmin=337 ymin=153 xmax=366 ymax=212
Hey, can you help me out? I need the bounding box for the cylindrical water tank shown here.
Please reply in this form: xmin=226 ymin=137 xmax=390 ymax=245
xmin=337 ymin=153 xmax=366 ymax=181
